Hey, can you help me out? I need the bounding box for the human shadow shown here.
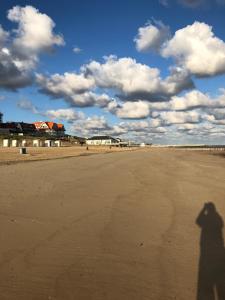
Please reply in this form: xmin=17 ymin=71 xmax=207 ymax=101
xmin=196 ymin=202 xmax=225 ymax=300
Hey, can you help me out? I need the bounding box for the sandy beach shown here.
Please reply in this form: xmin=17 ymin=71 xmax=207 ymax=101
xmin=0 ymin=148 xmax=225 ymax=299
xmin=0 ymin=146 xmax=136 ymax=165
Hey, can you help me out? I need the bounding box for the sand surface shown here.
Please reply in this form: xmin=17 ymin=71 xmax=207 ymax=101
xmin=0 ymin=148 xmax=225 ymax=299
xmin=0 ymin=146 xmax=134 ymax=164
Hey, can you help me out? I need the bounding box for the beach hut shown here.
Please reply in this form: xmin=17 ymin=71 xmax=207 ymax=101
xmin=55 ymin=140 xmax=61 ymax=147
xmin=44 ymin=140 xmax=53 ymax=147
xmin=3 ymin=139 xmax=9 ymax=147
xmin=22 ymin=140 xmax=27 ymax=147
xmin=11 ymin=139 xmax=18 ymax=147
xmin=33 ymin=139 xmax=40 ymax=147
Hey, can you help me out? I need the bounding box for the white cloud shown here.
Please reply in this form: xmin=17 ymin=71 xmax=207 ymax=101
xmin=36 ymin=71 xmax=115 ymax=107
xmin=108 ymin=101 xmax=150 ymax=119
xmin=134 ymin=21 xmax=170 ymax=53
xmin=8 ymin=6 xmax=64 ymax=56
xmin=70 ymin=116 xmax=166 ymax=138
xmin=162 ymin=22 xmax=225 ymax=77
xmin=158 ymin=110 xmax=201 ymax=125
xmin=163 ymin=89 xmax=225 ymax=112
xmin=36 ymin=72 xmax=95 ymax=95
xmin=0 ymin=5 xmax=64 ymax=91
xmin=73 ymin=47 xmax=82 ymax=53
xmin=83 ymin=56 xmax=194 ymax=101
xmin=44 ymin=108 xmax=84 ymax=122
xmin=169 ymin=90 xmax=210 ymax=110
xmin=36 ymin=72 xmax=112 ymax=107
xmin=70 ymin=116 xmax=113 ymax=136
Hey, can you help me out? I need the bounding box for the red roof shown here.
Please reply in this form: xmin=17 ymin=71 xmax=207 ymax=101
xmin=33 ymin=121 xmax=65 ymax=131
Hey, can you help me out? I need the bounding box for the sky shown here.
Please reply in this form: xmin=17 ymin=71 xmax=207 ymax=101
xmin=1 ymin=0 xmax=225 ymax=144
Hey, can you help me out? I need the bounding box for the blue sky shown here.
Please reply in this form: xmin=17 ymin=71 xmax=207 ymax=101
xmin=1 ymin=0 xmax=225 ymax=144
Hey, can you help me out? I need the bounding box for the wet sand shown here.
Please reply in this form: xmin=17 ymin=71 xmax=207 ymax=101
xmin=0 ymin=148 xmax=225 ymax=299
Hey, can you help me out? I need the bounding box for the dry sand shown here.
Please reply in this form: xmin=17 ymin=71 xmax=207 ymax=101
xmin=0 ymin=148 xmax=225 ymax=299
xmin=0 ymin=146 xmax=135 ymax=165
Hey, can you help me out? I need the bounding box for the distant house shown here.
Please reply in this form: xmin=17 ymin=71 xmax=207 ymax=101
xmin=0 ymin=122 xmax=20 ymax=134
xmin=86 ymin=135 xmax=120 ymax=146
xmin=17 ymin=122 xmax=36 ymax=135
xmin=0 ymin=122 xmax=36 ymax=135
xmin=33 ymin=121 xmax=65 ymax=137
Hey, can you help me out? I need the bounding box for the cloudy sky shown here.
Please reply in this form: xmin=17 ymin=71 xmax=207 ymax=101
xmin=1 ymin=0 xmax=225 ymax=144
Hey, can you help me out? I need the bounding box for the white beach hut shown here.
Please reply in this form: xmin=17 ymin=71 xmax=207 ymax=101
xmin=55 ymin=140 xmax=61 ymax=147
xmin=44 ymin=140 xmax=53 ymax=147
xmin=22 ymin=140 xmax=27 ymax=147
xmin=33 ymin=139 xmax=40 ymax=147
xmin=3 ymin=139 xmax=9 ymax=147
xmin=11 ymin=140 xmax=18 ymax=147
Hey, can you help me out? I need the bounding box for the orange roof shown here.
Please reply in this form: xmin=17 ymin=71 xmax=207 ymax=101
xmin=33 ymin=121 xmax=65 ymax=131
xmin=46 ymin=122 xmax=54 ymax=129
xmin=33 ymin=121 xmax=46 ymax=129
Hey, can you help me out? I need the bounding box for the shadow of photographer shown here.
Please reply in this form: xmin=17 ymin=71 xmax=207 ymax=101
xmin=196 ymin=202 xmax=225 ymax=300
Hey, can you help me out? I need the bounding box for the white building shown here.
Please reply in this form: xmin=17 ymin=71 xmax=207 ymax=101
xmin=86 ymin=136 xmax=120 ymax=146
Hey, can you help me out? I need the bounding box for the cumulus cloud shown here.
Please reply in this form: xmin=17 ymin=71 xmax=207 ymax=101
xmin=83 ymin=56 xmax=194 ymax=101
xmin=0 ymin=47 xmax=33 ymax=90
xmin=107 ymin=101 xmax=150 ymax=119
xmin=162 ymin=22 xmax=225 ymax=77
xmin=169 ymin=90 xmax=210 ymax=110
xmin=36 ymin=72 xmax=94 ymax=96
xmin=119 ymin=120 xmax=164 ymax=133
xmin=8 ymin=6 xmax=64 ymax=57
xmin=159 ymin=89 xmax=225 ymax=112
xmin=157 ymin=110 xmax=201 ymax=125
xmin=37 ymin=75 xmax=110 ymax=108
xmin=70 ymin=115 xmax=166 ymax=139
xmin=179 ymin=123 xmax=225 ymax=138
xmin=70 ymin=116 xmax=113 ymax=136
xmin=203 ymin=108 xmax=225 ymax=125
xmin=44 ymin=108 xmax=84 ymax=122
xmin=134 ymin=20 xmax=170 ymax=53
xmin=0 ymin=5 xmax=64 ymax=91
xmin=36 ymin=72 xmax=112 ymax=107
xmin=17 ymin=98 xmax=85 ymax=123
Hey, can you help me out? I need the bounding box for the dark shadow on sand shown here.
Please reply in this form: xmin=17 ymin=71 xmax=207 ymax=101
xmin=196 ymin=203 xmax=225 ymax=300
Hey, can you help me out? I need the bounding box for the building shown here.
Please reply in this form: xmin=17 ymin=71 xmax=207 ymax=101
xmin=0 ymin=122 xmax=19 ymax=134
xmin=86 ymin=135 xmax=120 ymax=146
xmin=17 ymin=122 xmax=37 ymax=135
xmin=0 ymin=112 xmax=3 ymax=123
xmin=0 ymin=122 xmax=36 ymax=135
xmin=33 ymin=121 xmax=65 ymax=137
